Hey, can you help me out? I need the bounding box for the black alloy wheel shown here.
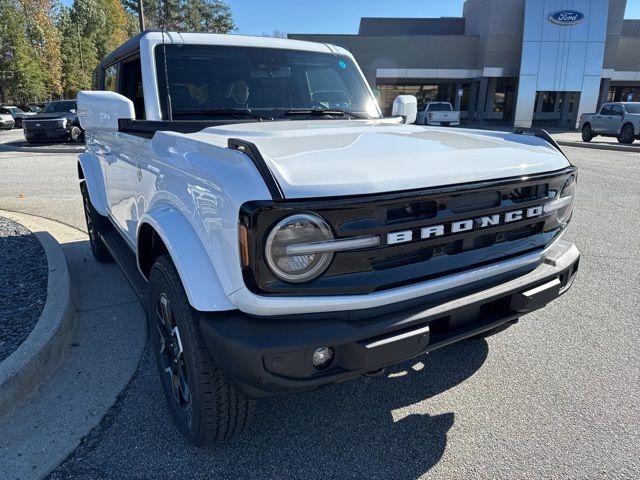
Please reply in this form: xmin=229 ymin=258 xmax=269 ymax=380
xmin=618 ymin=123 xmax=635 ymax=144
xmin=155 ymin=293 xmax=192 ymax=410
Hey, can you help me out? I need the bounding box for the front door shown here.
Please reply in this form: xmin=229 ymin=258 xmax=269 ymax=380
xmin=104 ymin=139 xmax=141 ymax=247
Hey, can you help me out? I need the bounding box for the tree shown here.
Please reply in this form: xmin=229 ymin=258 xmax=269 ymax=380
xmin=59 ymin=0 xmax=131 ymax=97
xmin=0 ymin=0 xmax=61 ymax=102
xmin=121 ymin=0 xmax=235 ymax=33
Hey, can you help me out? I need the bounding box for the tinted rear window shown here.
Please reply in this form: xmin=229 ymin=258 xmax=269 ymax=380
xmin=427 ymin=103 xmax=452 ymax=111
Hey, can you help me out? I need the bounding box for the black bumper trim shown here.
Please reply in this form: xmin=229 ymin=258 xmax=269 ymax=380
xmin=199 ymin=240 xmax=579 ymax=398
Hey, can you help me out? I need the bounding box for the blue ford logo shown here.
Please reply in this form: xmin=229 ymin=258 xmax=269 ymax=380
xmin=548 ymin=10 xmax=585 ymax=26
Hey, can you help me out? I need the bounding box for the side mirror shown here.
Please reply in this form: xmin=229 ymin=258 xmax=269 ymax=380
xmin=392 ymin=95 xmax=418 ymax=124
xmin=77 ymin=91 xmax=135 ymax=132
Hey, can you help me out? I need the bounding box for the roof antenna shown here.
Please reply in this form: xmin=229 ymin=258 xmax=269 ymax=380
xmin=160 ymin=0 xmax=173 ymax=121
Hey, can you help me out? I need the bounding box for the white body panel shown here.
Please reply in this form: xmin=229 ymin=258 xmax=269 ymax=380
xmin=79 ymin=31 xmax=572 ymax=314
xmin=186 ymin=120 xmax=569 ymax=199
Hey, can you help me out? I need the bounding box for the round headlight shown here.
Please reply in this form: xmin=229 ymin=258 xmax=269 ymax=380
xmin=265 ymin=213 xmax=334 ymax=283
xmin=556 ymin=175 xmax=576 ymax=224
xmin=544 ymin=175 xmax=576 ymax=225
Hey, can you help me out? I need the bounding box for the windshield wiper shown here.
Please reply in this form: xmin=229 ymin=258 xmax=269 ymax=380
xmin=284 ymin=108 xmax=366 ymax=119
xmin=172 ymin=108 xmax=272 ymax=121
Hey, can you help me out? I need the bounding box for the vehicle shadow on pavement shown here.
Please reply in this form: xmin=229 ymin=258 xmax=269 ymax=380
xmin=50 ymin=336 xmax=489 ymax=480
xmin=246 ymin=338 xmax=489 ymax=479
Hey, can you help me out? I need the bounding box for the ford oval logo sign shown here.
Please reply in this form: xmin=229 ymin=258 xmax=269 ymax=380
xmin=548 ymin=10 xmax=585 ymax=26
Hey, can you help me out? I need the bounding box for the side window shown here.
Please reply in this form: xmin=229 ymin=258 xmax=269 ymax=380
xmin=119 ymin=56 xmax=145 ymax=119
xmin=600 ymin=104 xmax=611 ymax=115
xmin=611 ymin=105 xmax=623 ymax=116
xmin=104 ymin=64 xmax=119 ymax=92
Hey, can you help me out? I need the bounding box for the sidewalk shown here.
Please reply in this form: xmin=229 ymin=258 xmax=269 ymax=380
xmin=0 ymin=213 xmax=146 ymax=480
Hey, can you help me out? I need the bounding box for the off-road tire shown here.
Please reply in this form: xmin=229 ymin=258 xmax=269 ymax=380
xmin=618 ymin=123 xmax=635 ymax=144
xmin=70 ymin=126 xmax=84 ymax=143
xmin=80 ymin=181 xmax=112 ymax=263
xmin=581 ymin=123 xmax=593 ymax=142
xmin=148 ymin=254 xmax=254 ymax=446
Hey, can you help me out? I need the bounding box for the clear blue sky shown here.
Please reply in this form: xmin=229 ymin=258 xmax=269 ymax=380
xmin=225 ymin=0 xmax=640 ymax=35
xmin=59 ymin=1 xmax=640 ymax=33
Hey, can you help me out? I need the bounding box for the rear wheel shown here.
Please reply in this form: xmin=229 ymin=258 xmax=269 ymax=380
xmin=80 ymin=181 xmax=112 ymax=263
xmin=581 ymin=123 xmax=593 ymax=142
xmin=618 ymin=123 xmax=635 ymax=144
xmin=148 ymin=254 xmax=254 ymax=446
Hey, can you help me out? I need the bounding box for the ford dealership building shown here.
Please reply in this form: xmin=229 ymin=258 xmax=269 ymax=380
xmin=290 ymin=0 xmax=640 ymax=128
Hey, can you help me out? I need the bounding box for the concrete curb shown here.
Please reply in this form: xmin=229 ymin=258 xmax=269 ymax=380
xmin=555 ymin=140 xmax=640 ymax=153
xmin=0 ymin=211 xmax=76 ymax=417
xmin=0 ymin=141 xmax=84 ymax=154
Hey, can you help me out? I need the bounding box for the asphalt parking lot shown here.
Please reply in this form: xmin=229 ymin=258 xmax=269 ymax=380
xmin=1 ymin=132 xmax=638 ymax=479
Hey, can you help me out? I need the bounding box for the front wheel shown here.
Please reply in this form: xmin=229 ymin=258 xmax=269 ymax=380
xmin=618 ymin=123 xmax=635 ymax=144
xmin=70 ymin=126 xmax=84 ymax=143
xmin=148 ymin=254 xmax=254 ymax=446
xmin=581 ymin=123 xmax=593 ymax=142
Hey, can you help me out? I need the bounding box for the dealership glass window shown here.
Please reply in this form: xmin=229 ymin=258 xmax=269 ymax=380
xmin=492 ymin=78 xmax=517 ymax=113
xmin=607 ymin=86 xmax=640 ymax=102
xmin=377 ymin=82 xmax=464 ymax=115
xmin=536 ymin=91 xmax=558 ymax=112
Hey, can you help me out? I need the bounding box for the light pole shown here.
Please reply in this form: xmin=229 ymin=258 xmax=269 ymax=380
xmin=76 ymin=22 xmax=86 ymax=87
xmin=138 ymin=0 xmax=146 ymax=32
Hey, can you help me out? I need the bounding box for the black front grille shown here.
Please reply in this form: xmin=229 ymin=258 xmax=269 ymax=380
xmin=241 ymin=168 xmax=575 ymax=295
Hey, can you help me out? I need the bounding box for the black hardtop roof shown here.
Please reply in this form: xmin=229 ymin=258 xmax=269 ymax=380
xmin=98 ymin=30 xmax=161 ymax=70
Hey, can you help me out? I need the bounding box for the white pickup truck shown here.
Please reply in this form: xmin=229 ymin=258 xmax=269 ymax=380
xmin=416 ymin=101 xmax=460 ymax=126
xmin=77 ymin=31 xmax=579 ymax=446
xmin=579 ymin=102 xmax=640 ymax=144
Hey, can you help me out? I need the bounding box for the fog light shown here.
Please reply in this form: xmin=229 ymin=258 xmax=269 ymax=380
xmin=312 ymin=347 xmax=334 ymax=369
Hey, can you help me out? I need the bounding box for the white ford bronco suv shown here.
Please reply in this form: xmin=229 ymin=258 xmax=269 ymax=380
xmin=77 ymin=31 xmax=580 ymax=446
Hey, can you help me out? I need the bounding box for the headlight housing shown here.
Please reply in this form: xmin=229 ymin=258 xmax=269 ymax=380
xmin=264 ymin=213 xmax=334 ymax=283
xmin=544 ymin=175 xmax=576 ymax=225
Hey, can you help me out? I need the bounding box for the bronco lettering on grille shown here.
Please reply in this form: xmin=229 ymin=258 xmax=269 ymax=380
xmin=386 ymin=206 xmax=544 ymax=245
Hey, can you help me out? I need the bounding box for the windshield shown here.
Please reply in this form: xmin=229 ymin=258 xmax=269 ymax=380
xmin=42 ymin=101 xmax=76 ymax=113
xmin=624 ymin=103 xmax=640 ymax=114
xmin=427 ymin=103 xmax=452 ymax=112
xmin=8 ymin=107 xmax=23 ymax=113
xmin=155 ymin=44 xmax=380 ymax=120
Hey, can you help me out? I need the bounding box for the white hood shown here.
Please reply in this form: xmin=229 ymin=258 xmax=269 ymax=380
xmin=187 ymin=120 xmax=570 ymax=199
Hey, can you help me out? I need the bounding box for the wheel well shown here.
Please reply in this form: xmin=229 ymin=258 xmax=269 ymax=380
xmin=77 ymin=161 xmax=85 ymax=180
xmin=138 ymin=223 xmax=168 ymax=279
xmin=582 ymin=122 xmax=591 ymax=129
xmin=622 ymin=122 xmax=634 ymax=132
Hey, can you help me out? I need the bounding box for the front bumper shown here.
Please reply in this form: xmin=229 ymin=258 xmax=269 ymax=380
xmin=24 ymin=128 xmax=69 ymax=142
xmin=0 ymin=120 xmax=15 ymax=129
xmin=200 ymin=240 xmax=579 ymax=398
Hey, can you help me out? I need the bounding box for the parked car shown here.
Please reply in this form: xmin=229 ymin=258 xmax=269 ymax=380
xmin=416 ymin=101 xmax=461 ymax=126
xmin=0 ymin=107 xmax=15 ymax=129
xmin=579 ymin=102 xmax=640 ymax=144
xmin=78 ymin=31 xmax=579 ymax=446
xmin=22 ymin=99 xmax=84 ymax=144
xmin=17 ymin=104 xmax=42 ymax=114
xmin=1 ymin=105 xmax=37 ymax=128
